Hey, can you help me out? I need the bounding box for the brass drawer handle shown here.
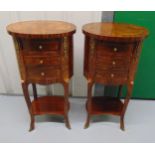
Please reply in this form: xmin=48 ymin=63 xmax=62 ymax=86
xmin=113 ymin=47 xmax=118 ymax=52
xmin=39 ymin=60 xmax=44 ymax=64
xmin=111 ymin=73 xmax=114 ymax=78
xmin=38 ymin=45 xmax=43 ymax=50
xmin=112 ymin=61 xmax=116 ymax=65
xmin=41 ymin=72 xmax=45 ymax=76
xmin=130 ymin=81 xmax=134 ymax=85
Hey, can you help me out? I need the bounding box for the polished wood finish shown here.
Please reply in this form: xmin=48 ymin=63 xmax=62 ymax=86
xmin=7 ymin=21 xmax=76 ymax=38
xmin=83 ymin=22 xmax=148 ymax=130
xmin=83 ymin=22 xmax=148 ymax=41
xmin=90 ymin=97 xmax=123 ymax=115
xmin=31 ymin=96 xmax=66 ymax=115
xmin=7 ymin=20 xmax=76 ymax=131
xmin=21 ymin=38 xmax=61 ymax=51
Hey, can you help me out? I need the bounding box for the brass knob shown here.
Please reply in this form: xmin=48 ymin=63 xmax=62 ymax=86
xmin=130 ymin=81 xmax=134 ymax=85
xmin=111 ymin=73 xmax=114 ymax=78
xmin=21 ymin=80 xmax=24 ymax=83
xmin=112 ymin=61 xmax=116 ymax=65
xmin=38 ymin=45 xmax=43 ymax=50
xmin=113 ymin=47 xmax=118 ymax=52
xmin=41 ymin=72 xmax=45 ymax=76
xmin=40 ymin=60 xmax=44 ymax=64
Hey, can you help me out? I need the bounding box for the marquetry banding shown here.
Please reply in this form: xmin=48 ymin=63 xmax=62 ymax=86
xmin=64 ymin=36 xmax=68 ymax=56
xmin=89 ymin=38 xmax=95 ymax=54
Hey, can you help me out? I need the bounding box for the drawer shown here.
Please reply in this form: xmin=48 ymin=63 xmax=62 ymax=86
xmin=95 ymin=69 xmax=128 ymax=85
xmin=95 ymin=56 xmax=130 ymax=71
xmin=23 ymin=52 xmax=61 ymax=66
xmin=96 ymin=41 xmax=133 ymax=58
xmin=26 ymin=66 xmax=61 ymax=83
xmin=21 ymin=38 xmax=60 ymax=51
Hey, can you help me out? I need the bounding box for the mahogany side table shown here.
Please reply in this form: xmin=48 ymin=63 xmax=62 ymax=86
xmin=82 ymin=22 xmax=148 ymax=130
xmin=7 ymin=21 xmax=76 ymax=131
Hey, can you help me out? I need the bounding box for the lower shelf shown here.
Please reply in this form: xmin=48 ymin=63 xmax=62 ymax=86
xmin=31 ymin=96 xmax=65 ymax=115
xmin=90 ymin=97 xmax=124 ymax=116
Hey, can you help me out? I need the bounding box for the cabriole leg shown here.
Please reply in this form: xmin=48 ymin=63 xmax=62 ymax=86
xmin=32 ymin=83 xmax=37 ymax=100
xmin=63 ymin=82 xmax=71 ymax=129
xmin=117 ymin=85 xmax=123 ymax=98
xmin=84 ymin=82 xmax=93 ymax=129
xmin=22 ymin=82 xmax=35 ymax=131
xmin=120 ymin=83 xmax=133 ymax=131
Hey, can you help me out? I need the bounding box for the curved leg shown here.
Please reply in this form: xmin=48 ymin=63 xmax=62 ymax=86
xmin=22 ymin=82 xmax=35 ymax=131
xmin=84 ymin=112 xmax=91 ymax=129
xmin=67 ymin=100 xmax=70 ymax=111
xmin=118 ymin=85 xmax=124 ymax=130
xmin=85 ymin=100 xmax=88 ymax=111
xmin=120 ymin=83 xmax=133 ymax=131
xmin=117 ymin=85 xmax=123 ymax=98
xmin=84 ymin=100 xmax=90 ymax=129
xmin=32 ymin=83 xmax=37 ymax=100
xmin=84 ymin=82 xmax=93 ymax=129
xmin=63 ymin=82 xmax=71 ymax=129
xmin=120 ymin=115 xmax=125 ymax=131
xmin=64 ymin=114 xmax=71 ymax=129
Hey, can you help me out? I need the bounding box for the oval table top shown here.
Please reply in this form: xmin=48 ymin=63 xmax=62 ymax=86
xmin=7 ymin=20 xmax=76 ymax=38
xmin=82 ymin=22 xmax=148 ymax=41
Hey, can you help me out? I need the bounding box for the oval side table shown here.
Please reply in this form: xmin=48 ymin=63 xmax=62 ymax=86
xmin=82 ymin=22 xmax=148 ymax=130
xmin=7 ymin=20 xmax=76 ymax=131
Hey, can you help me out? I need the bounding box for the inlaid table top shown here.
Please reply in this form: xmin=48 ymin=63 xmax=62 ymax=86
xmin=7 ymin=20 xmax=76 ymax=38
xmin=82 ymin=22 xmax=148 ymax=41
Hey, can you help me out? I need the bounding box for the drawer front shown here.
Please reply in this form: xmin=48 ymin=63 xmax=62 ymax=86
xmin=26 ymin=66 xmax=61 ymax=83
xmin=95 ymin=56 xmax=130 ymax=71
xmin=23 ymin=52 xmax=61 ymax=66
xmin=95 ymin=69 xmax=128 ymax=85
xmin=94 ymin=41 xmax=132 ymax=83
xmin=96 ymin=41 xmax=133 ymax=58
xmin=21 ymin=39 xmax=60 ymax=51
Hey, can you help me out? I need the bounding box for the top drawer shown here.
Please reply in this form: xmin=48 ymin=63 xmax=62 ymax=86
xmin=96 ymin=41 xmax=133 ymax=58
xmin=21 ymin=38 xmax=61 ymax=51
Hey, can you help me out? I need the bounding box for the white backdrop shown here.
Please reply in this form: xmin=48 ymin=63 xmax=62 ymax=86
xmin=0 ymin=11 xmax=101 ymax=96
